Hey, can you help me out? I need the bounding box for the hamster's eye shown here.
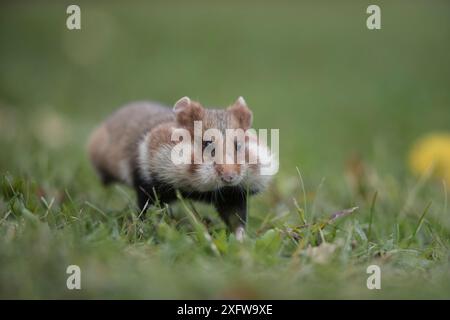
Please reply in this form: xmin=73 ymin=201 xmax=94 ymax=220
xmin=203 ymin=140 xmax=215 ymax=157
xmin=203 ymin=140 xmax=212 ymax=149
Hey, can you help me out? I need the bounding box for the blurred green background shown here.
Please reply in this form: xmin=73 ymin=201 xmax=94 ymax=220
xmin=1 ymin=1 xmax=450 ymax=299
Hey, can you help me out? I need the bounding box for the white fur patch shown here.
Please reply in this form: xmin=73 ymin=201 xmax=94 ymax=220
xmin=257 ymin=142 xmax=278 ymax=176
xmin=150 ymin=142 xmax=221 ymax=192
xmin=137 ymin=133 xmax=152 ymax=183
xmin=242 ymin=139 xmax=276 ymax=192
xmin=194 ymin=163 xmax=223 ymax=191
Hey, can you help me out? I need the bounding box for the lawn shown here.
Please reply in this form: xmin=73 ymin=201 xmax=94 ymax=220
xmin=1 ymin=0 xmax=450 ymax=299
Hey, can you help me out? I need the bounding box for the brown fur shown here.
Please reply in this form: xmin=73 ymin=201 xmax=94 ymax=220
xmin=227 ymin=101 xmax=253 ymax=130
xmin=148 ymin=123 xmax=174 ymax=155
xmin=175 ymin=101 xmax=205 ymax=132
xmin=87 ymin=101 xmax=175 ymax=185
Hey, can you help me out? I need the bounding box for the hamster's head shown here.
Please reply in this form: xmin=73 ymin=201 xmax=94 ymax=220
xmin=168 ymin=96 xmax=275 ymax=193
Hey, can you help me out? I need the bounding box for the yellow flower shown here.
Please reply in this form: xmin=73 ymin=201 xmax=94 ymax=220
xmin=409 ymin=133 xmax=450 ymax=185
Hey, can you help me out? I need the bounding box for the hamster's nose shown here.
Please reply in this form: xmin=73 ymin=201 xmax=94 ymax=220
xmin=221 ymin=172 xmax=237 ymax=184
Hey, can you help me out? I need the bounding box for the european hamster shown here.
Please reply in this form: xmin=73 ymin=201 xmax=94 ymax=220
xmin=87 ymin=97 xmax=276 ymax=239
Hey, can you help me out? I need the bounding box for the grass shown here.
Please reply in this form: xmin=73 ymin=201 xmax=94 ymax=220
xmin=1 ymin=1 xmax=450 ymax=299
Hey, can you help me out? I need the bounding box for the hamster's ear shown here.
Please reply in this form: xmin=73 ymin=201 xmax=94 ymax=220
xmin=173 ymin=96 xmax=191 ymax=113
xmin=227 ymin=96 xmax=253 ymax=129
xmin=173 ymin=96 xmax=205 ymax=127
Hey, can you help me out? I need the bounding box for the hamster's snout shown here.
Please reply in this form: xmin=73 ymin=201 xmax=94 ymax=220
xmin=215 ymin=164 xmax=241 ymax=185
xmin=221 ymin=171 xmax=238 ymax=184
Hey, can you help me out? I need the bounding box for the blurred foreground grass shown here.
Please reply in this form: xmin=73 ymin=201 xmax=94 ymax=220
xmin=0 ymin=1 xmax=450 ymax=299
